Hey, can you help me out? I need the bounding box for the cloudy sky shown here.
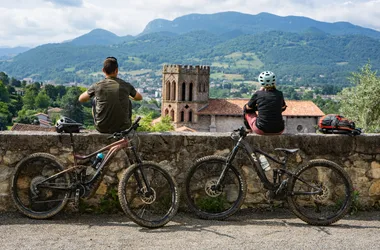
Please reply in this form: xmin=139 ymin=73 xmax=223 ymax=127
xmin=1 ymin=0 xmax=380 ymax=48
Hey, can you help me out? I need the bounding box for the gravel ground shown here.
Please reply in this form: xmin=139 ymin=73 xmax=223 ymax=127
xmin=1 ymin=209 xmax=379 ymax=250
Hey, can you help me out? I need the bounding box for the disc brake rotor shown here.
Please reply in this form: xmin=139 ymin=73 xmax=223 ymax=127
xmin=312 ymin=183 xmax=330 ymax=203
xmin=205 ymin=179 xmax=222 ymax=197
xmin=140 ymin=187 xmax=156 ymax=204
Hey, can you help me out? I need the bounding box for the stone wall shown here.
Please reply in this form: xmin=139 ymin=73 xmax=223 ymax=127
xmin=1 ymin=131 xmax=380 ymax=211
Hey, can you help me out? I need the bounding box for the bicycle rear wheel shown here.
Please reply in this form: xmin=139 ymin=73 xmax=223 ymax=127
xmin=118 ymin=162 xmax=179 ymax=228
xmin=11 ymin=153 xmax=71 ymax=219
xmin=287 ymin=159 xmax=353 ymax=226
xmin=185 ymin=156 xmax=246 ymax=220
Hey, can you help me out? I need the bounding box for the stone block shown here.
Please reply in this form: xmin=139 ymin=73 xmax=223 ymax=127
xmin=369 ymin=180 xmax=380 ymax=196
xmin=95 ymin=182 xmax=108 ymax=195
xmin=366 ymin=168 xmax=380 ymax=179
xmin=0 ymin=182 xmax=9 ymax=193
xmin=3 ymin=151 xmax=24 ymax=166
xmin=371 ymin=161 xmax=380 ymax=169
xmin=0 ymin=166 xmax=12 ymax=182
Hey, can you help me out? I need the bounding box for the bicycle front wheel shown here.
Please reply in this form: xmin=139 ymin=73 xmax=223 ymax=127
xmin=287 ymin=159 xmax=353 ymax=226
xmin=11 ymin=153 xmax=71 ymax=219
xmin=118 ymin=162 xmax=179 ymax=228
xmin=185 ymin=156 xmax=246 ymax=220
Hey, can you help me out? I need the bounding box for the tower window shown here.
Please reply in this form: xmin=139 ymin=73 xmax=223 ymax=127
xmin=165 ymin=81 xmax=170 ymax=100
xmin=189 ymin=82 xmax=193 ymax=101
xmin=180 ymin=111 xmax=185 ymax=122
xmin=189 ymin=110 xmax=193 ymax=122
xmin=171 ymin=81 xmax=176 ymax=100
xmin=181 ymin=82 xmax=186 ymax=101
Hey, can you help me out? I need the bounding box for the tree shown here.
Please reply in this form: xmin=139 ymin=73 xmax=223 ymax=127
xmin=0 ymin=102 xmax=11 ymax=129
xmin=338 ymin=63 xmax=380 ymax=132
xmin=22 ymin=85 xmax=39 ymax=109
xmin=60 ymin=87 xmax=84 ymax=123
xmin=0 ymin=72 xmax=9 ymax=85
xmin=35 ymin=89 xmax=51 ymax=109
xmin=0 ymin=81 xmax=10 ymax=103
xmin=44 ymin=84 xmax=59 ymax=101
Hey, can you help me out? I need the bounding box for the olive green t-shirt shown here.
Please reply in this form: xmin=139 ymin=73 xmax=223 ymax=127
xmin=87 ymin=77 xmax=137 ymax=133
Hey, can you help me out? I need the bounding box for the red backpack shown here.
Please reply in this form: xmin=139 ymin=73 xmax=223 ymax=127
xmin=318 ymin=114 xmax=361 ymax=135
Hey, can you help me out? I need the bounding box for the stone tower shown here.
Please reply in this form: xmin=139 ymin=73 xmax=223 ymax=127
xmin=161 ymin=65 xmax=210 ymax=129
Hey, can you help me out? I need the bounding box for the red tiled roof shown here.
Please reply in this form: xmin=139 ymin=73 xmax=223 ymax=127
xmin=197 ymin=99 xmax=324 ymax=117
xmin=198 ymin=99 xmax=247 ymax=116
xmin=11 ymin=123 xmax=56 ymax=132
xmin=175 ymin=126 xmax=197 ymax=132
xmin=39 ymin=119 xmax=53 ymax=126
xmin=283 ymin=100 xmax=325 ymax=117
xmin=34 ymin=113 xmax=49 ymax=117
xmin=48 ymin=107 xmax=63 ymax=112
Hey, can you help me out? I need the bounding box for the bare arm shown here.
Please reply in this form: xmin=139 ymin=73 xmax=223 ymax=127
xmin=130 ymin=92 xmax=143 ymax=101
xmin=78 ymin=91 xmax=91 ymax=102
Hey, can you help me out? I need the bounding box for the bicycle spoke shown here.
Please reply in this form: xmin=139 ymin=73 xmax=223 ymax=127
xmin=288 ymin=160 xmax=352 ymax=226
xmin=11 ymin=153 xmax=71 ymax=219
xmin=185 ymin=156 xmax=246 ymax=220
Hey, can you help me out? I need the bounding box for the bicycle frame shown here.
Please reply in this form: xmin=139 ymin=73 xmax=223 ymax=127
xmin=37 ymin=129 xmax=143 ymax=195
xmin=217 ymin=129 xmax=296 ymax=192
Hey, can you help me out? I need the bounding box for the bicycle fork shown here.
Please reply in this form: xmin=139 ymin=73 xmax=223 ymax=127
xmin=129 ymin=146 xmax=154 ymax=197
xmin=214 ymin=143 xmax=240 ymax=192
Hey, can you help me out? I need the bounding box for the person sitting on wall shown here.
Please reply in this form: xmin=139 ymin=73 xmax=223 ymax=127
xmin=78 ymin=56 xmax=142 ymax=133
xmin=244 ymin=71 xmax=287 ymax=135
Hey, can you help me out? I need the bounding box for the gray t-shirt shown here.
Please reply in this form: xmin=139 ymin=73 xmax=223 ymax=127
xmin=87 ymin=76 xmax=137 ymax=133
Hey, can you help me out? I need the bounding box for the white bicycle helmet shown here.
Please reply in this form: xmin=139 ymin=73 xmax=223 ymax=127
xmin=258 ymin=71 xmax=276 ymax=87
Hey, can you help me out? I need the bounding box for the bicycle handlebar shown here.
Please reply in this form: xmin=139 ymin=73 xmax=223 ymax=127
xmin=107 ymin=116 xmax=142 ymax=139
xmin=232 ymin=126 xmax=248 ymax=138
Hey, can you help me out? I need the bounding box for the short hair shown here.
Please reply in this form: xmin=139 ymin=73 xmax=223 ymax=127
xmin=103 ymin=57 xmax=118 ymax=74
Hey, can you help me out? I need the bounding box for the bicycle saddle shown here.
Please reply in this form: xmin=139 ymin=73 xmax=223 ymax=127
xmin=274 ymin=148 xmax=299 ymax=154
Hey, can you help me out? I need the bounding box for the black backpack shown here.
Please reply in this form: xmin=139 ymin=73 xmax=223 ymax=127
xmin=318 ymin=114 xmax=361 ymax=135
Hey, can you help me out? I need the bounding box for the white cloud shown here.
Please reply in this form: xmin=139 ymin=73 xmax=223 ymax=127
xmin=0 ymin=0 xmax=379 ymax=47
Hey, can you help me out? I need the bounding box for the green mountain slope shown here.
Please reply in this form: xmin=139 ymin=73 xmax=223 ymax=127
xmin=68 ymin=28 xmax=134 ymax=46
xmin=142 ymin=12 xmax=380 ymax=39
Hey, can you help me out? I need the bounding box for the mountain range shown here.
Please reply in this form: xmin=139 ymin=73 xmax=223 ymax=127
xmin=1 ymin=11 xmax=380 ymax=86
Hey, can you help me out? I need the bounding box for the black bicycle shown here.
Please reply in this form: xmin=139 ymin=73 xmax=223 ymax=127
xmin=11 ymin=117 xmax=180 ymax=228
xmin=185 ymin=126 xmax=353 ymax=226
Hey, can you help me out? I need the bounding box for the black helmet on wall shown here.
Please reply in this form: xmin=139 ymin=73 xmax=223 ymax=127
xmin=258 ymin=71 xmax=276 ymax=87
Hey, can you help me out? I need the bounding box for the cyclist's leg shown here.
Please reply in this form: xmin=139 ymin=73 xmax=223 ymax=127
xmin=245 ymin=113 xmax=266 ymax=135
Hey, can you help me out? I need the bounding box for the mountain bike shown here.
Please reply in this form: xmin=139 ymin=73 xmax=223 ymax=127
xmin=185 ymin=126 xmax=353 ymax=226
xmin=11 ymin=117 xmax=180 ymax=228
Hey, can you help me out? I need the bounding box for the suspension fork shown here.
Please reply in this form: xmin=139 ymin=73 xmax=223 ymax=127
xmin=128 ymin=146 xmax=153 ymax=195
xmin=215 ymin=139 xmax=241 ymax=188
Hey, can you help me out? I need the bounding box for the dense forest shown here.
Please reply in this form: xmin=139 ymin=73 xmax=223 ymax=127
xmin=2 ymin=29 xmax=380 ymax=86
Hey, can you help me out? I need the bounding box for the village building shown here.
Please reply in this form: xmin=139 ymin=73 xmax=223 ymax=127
xmin=161 ymin=65 xmax=324 ymax=133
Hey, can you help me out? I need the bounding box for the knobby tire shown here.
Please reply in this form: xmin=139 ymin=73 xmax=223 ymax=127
xmin=11 ymin=153 xmax=71 ymax=219
xmin=118 ymin=162 xmax=179 ymax=228
xmin=185 ymin=156 xmax=246 ymax=220
xmin=287 ymin=159 xmax=353 ymax=226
